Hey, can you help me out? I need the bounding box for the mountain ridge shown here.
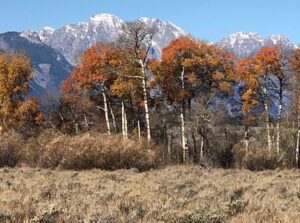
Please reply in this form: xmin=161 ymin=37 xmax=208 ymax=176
xmin=218 ymin=31 xmax=295 ymax=58
xmin=0 ymin=13 xmax=298 ymax=102
xmin=21 ymin=14 xmax=187 ymax=65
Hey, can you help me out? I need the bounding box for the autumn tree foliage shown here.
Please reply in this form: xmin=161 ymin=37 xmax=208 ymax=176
xmin=236 ymin=57 xmax=261 ymax=153
xmin=237 ymin=46 xmax=288 ymax=153
xmin=118 ymin=20 xmax=158 ymax=142
xmin=0 ymin=52 xmax=43 ymax=133
xmin=289 ymin=48 xmax=300 ymax=167
xmin=49 ymin=36 xmax=299 ymax=168
xmin=59 ymin=78 xmax=95 ymax=134
xmin=109 ymin=49 xmax=145 ymax=140
xmin=150 ymin=37 xmax=235 ymax=162
xmin=153 ymin=37 xmax=235 ymax=103
xmin=256 ymin=47 xmax=289 ymax=153
xmin=61 ymin=44 xmax=119 ymax=134
xmin=2 ymin=36 xmax=300 ymax=169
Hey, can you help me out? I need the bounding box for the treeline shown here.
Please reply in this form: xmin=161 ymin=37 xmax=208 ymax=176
xmin=1 ymin=20 xmax=300 ymax=170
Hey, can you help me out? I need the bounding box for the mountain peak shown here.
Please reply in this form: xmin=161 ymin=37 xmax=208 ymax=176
xmin=89 ymin=13 xmax=123 ymax=24
xmin=139 ymin=17 xmax=186 ymax=34
xmin=139 ymin=17 xmax=161 ymax=23
xmin=20 ymin=14 xmax=186 ymax=64
xmin=218 ymin=32 xmax=294 ymax=58
xmin=42 ymin=26 xmax=55 ymax=32
xmin=231 ymin=32 xmax=260 ymax=38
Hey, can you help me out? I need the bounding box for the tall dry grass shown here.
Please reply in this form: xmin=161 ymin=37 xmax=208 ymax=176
xmin=0 ymin=166 xmax=299 ymax=222
xmin=0 ymin=129 xmax=293 ymax=171
xmin=0 ymin=130 xmax=159 ymax=171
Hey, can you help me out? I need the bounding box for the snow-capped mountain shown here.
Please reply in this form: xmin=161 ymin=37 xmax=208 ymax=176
xmin=140 ymin=17 xmax=186 ymax=59
xmin=2 ymin=14 xmax=298 ymax=104
xmin=21 ymin=14 xmax=187 ymax=65
xmin=218 ymin=32 xmax=295 ymax=58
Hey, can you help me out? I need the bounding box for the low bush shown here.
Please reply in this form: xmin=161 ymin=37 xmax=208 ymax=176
xmin=0 ymin=130 xmax=160 ymax=171
xmin=244 ymin=149 xmax=284 ymax=171
xmin=0 ymin=130 xmax=23 ymax=167
xmin=39 ymin=133 xmax=159 ymax=171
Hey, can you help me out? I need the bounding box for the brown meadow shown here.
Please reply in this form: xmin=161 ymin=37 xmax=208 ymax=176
xmin=0 ymin=166 xmax=299 ymax=223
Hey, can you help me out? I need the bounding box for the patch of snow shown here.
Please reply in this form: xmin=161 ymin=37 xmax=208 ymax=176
xmin=218 ymin=32 xmax=295 ymax=58
xmin=21 ymin=14 xmax=187 ymax=64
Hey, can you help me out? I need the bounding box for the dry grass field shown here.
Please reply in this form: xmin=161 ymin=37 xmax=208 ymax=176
xmin=0 ymin=166 xmax=300 ymax=223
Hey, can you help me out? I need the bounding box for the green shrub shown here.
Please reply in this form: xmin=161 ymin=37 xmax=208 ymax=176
xmin=216 ymin=144 xmax=235 ymax=168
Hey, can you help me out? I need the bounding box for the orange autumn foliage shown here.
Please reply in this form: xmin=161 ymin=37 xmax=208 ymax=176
xmin=109 ymin=48 xmax=145 ymax=107
xmin=14 ymin=97 xmax=44 ymax=126
xmin=150 ymin=37 xmax=235 ymax=105
xmin=62 ymin=44 xmax=119 ymax=93
xmin=290 ymin=48 xmax=300 ymax=73
xmin=0 ymin=52 xmax=43 ymax=130
xmin=236 ymin=46 xmax=283 ymax=116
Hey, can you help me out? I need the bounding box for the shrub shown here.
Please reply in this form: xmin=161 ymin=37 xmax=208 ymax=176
xmin=0 ymin=130 xmax=23 ymax=167
xmin=0 ymin=130 xmax=160 ymax=171
xmin=244 ymin=149 xmax=284 ymax=171
xmin=21 ymin=131 xmax=158 ymax=170
xmin=216 ymin=144 xmax=235 ymax=168
xmin=39 ymin=133 xmax=159 ymax=171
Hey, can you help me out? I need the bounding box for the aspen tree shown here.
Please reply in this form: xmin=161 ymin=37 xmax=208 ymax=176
xmin=290 ymin=48 xmax=300 ymax=167
xmin=119 ymin=20 xmax=158 ymax=142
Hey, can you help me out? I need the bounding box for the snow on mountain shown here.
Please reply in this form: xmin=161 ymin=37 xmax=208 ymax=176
xmin=139 ymin=17 xmax=187 ymax=58
xmin=218 ymin=32 xmax=295 ymax=58
xmin=21 ymin=14 xmax=186 ymax=65
xmin=8 ymin=15 xmax=299 ymax=108
xmin=21 ymin=14 xmax=123 ymax=65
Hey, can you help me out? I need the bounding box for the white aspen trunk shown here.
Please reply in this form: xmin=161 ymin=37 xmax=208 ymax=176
xmin=180 ymin=66 xmax=188 ymax=163
xmin=124 ymin=111 xmax=128 ymax=139
xmin=59 ymin=112 xmax=65 ymax=123
xmin=296 ymin=129 xmax=300 ymax=167
xmin=110 ymin=106 xmax=117 ymax=133
xmin=265 ymin=102 xmax=272 ymax=152
xmin=102 ymin=92 xmax=111 ymax=135
xmin=74 ymin=122 xmax=79 ymax=134
xmin=121 ymin=101 xmax=126 ymax=140
xmin=244 ymin=126 xmax=249 ymax=154
xmin=262 ymin=85 xmax=272 ymax=152
xmin=181 ymin=107 xmax=188 ymax=163
xmin=296 ymin=114 xmax=300 ymax=168
xmin=84 ymin=115 xmax=89 ymax=129
xmin=271 ymin=123 xmax=275 ymax=146
xmin=167 ymin=130 xmax=172 ymax=163
xmin=200 ymin=136 xmax=204 ymax=159
xmin=140 ymin=60 xmax=151 ymax=142
xmin=276 ymin=102 xmax=282 ymax=154
xmin=137 ymin=120 xmax=141 ymax=141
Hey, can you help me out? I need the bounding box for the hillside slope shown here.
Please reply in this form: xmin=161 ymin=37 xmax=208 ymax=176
xmin=0 ymin=32 xmax=73 ymax=101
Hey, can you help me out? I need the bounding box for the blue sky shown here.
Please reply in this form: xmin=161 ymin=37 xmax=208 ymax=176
xmin=0 ymin=0 xmax=299 ymax=43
